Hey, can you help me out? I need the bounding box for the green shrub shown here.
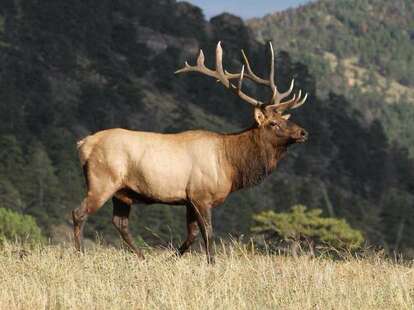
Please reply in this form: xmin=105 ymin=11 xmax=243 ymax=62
xmin=252 ymin=205 xmax=364 ymax=252
xmin=0 ymin=208 xmax=44 ymax=244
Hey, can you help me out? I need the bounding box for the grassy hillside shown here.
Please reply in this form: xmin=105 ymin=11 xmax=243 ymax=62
xmin=248 ymin=0 xmax=414 ymax=155
xmin=0 ymin=244 xmax=412 ymax=309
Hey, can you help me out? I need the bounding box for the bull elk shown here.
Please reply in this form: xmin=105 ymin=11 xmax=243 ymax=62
xmin=72 ymin=42 xmax=308 ymax=263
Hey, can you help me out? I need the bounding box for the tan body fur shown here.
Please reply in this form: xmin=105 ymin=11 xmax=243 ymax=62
xmin=78 ymin=128 xmax=233 ymax=208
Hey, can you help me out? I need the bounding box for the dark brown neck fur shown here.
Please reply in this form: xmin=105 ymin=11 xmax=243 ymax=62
xmin=222 ymin=125 xmax=288 ymax=191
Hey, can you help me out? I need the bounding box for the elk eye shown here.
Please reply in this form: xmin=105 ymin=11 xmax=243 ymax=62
xmin=270 ymin=121 xmax=280 ymax=129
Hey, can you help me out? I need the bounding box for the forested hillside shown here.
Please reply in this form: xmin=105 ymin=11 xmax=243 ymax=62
xmin=249 ymin=0 xmax=414 ymax=155
xmin=0 ymin=0 xmax=413 ymax=255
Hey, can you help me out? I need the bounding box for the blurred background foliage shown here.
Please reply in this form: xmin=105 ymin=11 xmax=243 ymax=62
xmin=0 ymin=207 xmax=44 ymax=244
xmin=252 ymin=205 xmax=364 ymax=255
xmin=0 ymin=0 xmax=412 ymax=256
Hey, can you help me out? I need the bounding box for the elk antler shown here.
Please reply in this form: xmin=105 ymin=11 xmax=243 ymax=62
xmin=175 ymin=42 xmax=264 ymax=107
xmin=175 ymin=42 xmax=307 ymax=112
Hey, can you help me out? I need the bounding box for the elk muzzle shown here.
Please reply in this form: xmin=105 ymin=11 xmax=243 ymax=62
xmin=294 ymin=128 xmax=308 ymax=143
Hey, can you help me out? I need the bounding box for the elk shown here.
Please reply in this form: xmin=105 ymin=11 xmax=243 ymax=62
xmin=72 ymin=42 xmax=308 ymax=264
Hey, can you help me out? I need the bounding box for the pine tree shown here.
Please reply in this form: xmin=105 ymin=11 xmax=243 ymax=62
xmin=23 ymin=141 xmax=64 ymax=230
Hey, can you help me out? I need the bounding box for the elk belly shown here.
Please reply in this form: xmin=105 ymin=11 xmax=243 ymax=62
xmin=125 ymin=149 xmax=191 ymax=203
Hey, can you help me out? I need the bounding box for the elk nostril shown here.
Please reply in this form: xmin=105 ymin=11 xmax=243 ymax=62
xmin=301 ymin=130 xmax=307 ymax=137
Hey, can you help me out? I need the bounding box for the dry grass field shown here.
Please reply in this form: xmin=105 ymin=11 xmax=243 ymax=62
xmin=0 ymin=243 xmax=413 ymax=310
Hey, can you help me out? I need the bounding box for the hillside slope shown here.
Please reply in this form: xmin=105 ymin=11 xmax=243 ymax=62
xmin=248 ymin=0 xmax=414 ymax=154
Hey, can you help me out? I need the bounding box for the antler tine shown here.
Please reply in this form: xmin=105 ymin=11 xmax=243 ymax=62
xmin=215 ymin=41 xmax=230 ymax=87
xmin=241 ymin=50 xmax=269 ymax=85
xmin=268 ymin=89 xmax=308 ymax=112
xmin=224 ymin=50 xmax=269 ymax=85
xmin=271 ymin=79 xmax=295 ymax=106
xmin=279 ymin=79 xmax=295 ymax=100
xmin=175 ymin=49 xmax=217 ymax=80
xmin=197 ymin=49 xmax=205 ymax=67
xmin=238 ymin=64 xmax=245 ymax=90
xmin=268 ymin=42 xmax=296 ymax=107
xmin=266 ymin=94 xmax=295 ymax=112
xmin=174 ymin=61 xmax=190 ymax=74
xmin=269 ymin=43 xmax=294 ymax=104
xmin=291 ymin=93 xmax=308 ymax=109
xmin=269 ymin=42 xmax=277 ymax=102
xmin=232 ymin=65 xmax=264 ymax=107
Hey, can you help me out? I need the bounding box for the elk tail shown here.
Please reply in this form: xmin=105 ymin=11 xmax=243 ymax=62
xmin=77 ymin=136 xmax=94 ymax=189
xmin=76 ymin=138 xmax=86 ymax=149
xmin=76 ymin=135 xmax=97 ymax=167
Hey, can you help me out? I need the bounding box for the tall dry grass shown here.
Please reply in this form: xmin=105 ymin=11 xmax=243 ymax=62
xmin=0 ymin=242 xmax=412 ymax=310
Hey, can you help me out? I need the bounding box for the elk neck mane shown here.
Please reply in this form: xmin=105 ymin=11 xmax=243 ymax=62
xmin=222 ymin=125 xmax=288 ymax=191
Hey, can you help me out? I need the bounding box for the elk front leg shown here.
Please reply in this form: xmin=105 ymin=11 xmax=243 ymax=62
xmin=177 ymin=204 xmax=199 ymax=256
xmin=193 ymin=203 xmax=215 ymax=264
xmin=112 ymin=198 xmax=144 ymax=259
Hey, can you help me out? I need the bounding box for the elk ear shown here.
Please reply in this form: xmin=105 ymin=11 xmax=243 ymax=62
xmin=282 ymin=114 xmax=291 ymax=120
xmin=254 ymin=108 xmax=266 ymax=125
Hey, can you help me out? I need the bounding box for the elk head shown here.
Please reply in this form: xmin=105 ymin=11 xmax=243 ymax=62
xmin=175 ymin=41 xmax=308 ymax=146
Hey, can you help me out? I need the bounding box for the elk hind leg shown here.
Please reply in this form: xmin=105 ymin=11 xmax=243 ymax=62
xmin=72 ymin=198 xmax=89 ymax=252
xmin=73 ymin=186 xmax=117 ymax=252
xmin=73 ymin=163 xmax=90 ymax=252
xmin=112 ymin=197 xmax=144 ymax=259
